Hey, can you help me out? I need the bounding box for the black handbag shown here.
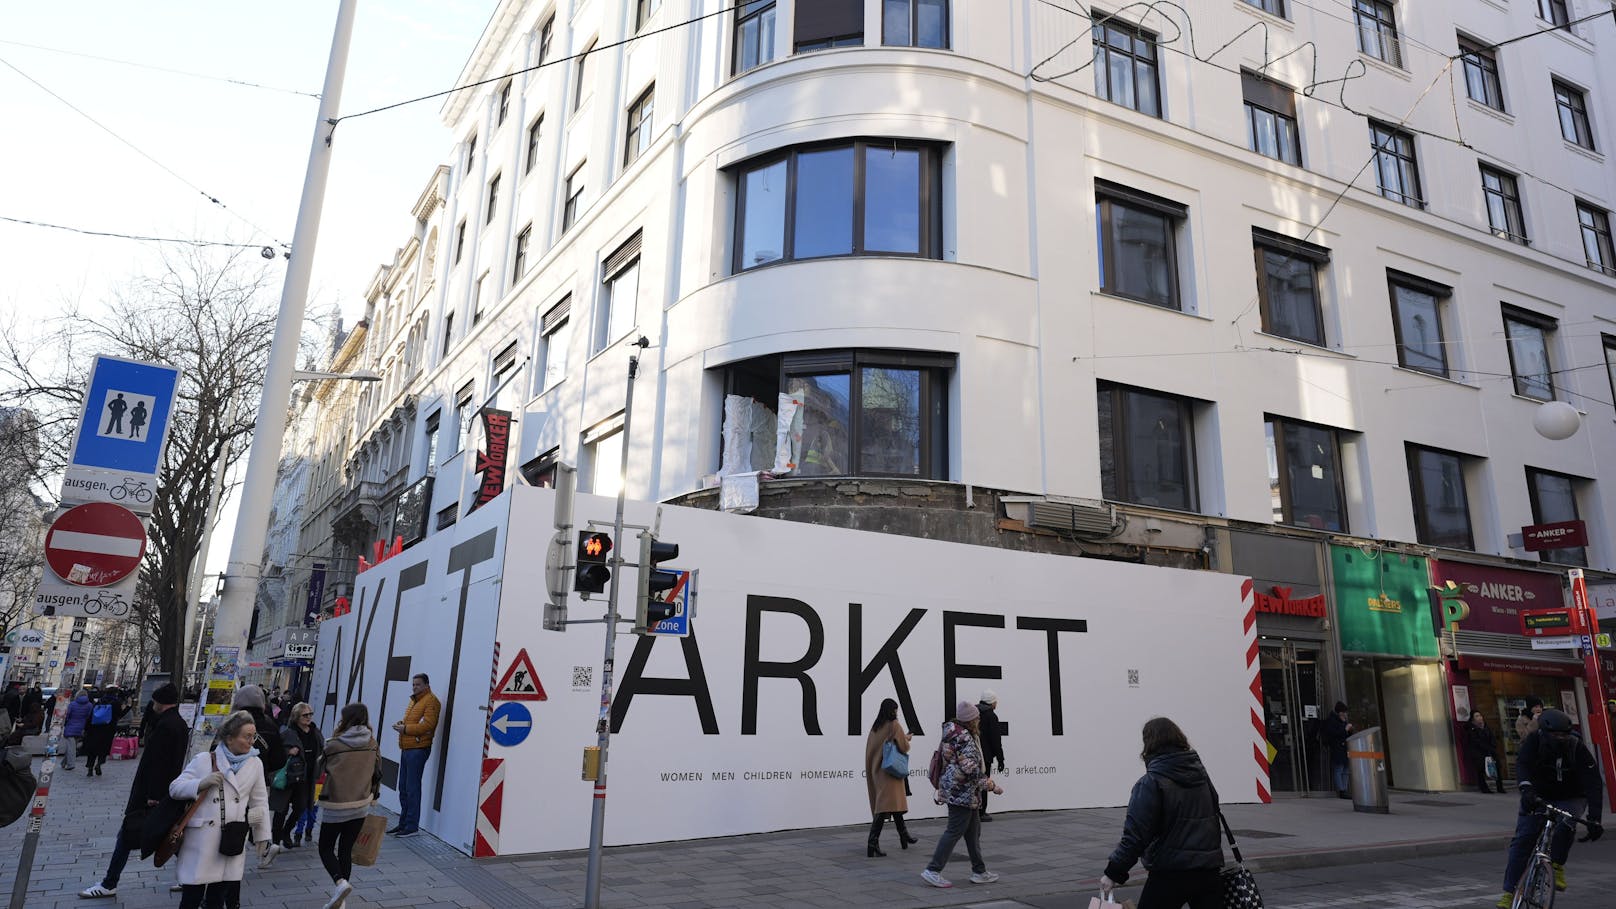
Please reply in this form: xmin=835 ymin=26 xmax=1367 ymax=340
xmin=214 ymin=752 xmax=250 ymax=857
xmin=1216 ymin=810 xmax=1265 ymax=909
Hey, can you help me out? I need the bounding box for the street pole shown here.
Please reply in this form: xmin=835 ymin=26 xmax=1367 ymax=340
xmin=583 ymin=337 xmax=645 ymax=909
xmin=182 ymin=399 xmax=238 ymax=683
xmin=212 ymin=0 xmax=357 ymax=670
xmin=8 ymin=689 xmax=72 ymax=907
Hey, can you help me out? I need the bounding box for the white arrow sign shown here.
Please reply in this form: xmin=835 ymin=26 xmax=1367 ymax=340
xmin=491 ymin=714 xmax=532 ymax=735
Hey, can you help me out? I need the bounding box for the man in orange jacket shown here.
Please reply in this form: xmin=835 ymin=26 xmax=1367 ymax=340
xmin=390 ymin=673 xmax=440 ymax=837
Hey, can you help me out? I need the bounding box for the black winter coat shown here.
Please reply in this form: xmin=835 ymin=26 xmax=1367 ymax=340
xmin=1104 ymin=749 xmax=1225 ymax=884
xmin=240 ymin=706 xmax=286 ymax=776
xmin=1320 ymin=714 xmax=1352 ymax=765
xmin=1518 ymin=730 xmax=1603 ymax=819
xmin=977 ymin=702 xmax=1004 ymax=768
xmin=127 ymin=707 xmax=190 ymax=814
xmin=1463 ymin=722 xmax=1498 ymax=763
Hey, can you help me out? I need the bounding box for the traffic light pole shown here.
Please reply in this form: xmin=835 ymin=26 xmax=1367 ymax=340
xmin=583 ymin=336 xmax=646 ymax=909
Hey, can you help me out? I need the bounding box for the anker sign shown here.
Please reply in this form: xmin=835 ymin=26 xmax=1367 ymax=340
xmin=1522 ymin=520 xmax=1587 ymax=552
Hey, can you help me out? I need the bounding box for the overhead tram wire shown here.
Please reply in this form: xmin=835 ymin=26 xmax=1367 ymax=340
xmin=0 ymin=215 xmax=272 ymax=250
xmin=0 ymin=55 xmax=289 ymax=252
xmin=0 ymin=38 xmax=321 ymax=98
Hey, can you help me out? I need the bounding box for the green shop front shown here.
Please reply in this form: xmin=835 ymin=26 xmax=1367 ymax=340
xmin=1330 ymin=545 xmax=1457 ymax=791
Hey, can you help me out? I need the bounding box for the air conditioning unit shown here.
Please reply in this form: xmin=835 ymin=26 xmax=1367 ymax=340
xmin=1001 ymin=496 xmax=1121 ymax=538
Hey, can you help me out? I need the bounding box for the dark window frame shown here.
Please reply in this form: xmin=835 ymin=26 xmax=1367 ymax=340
xmin=512 ymin=224 xmax=532 ymax=283
xmin=442 ymin=312 xmax=455 ymax=357
xmin=1252 ymin=228 xmax=1328 ymax=346
xmin=1538 ymin=0 xmax=1569 ymax=27
xmin=497 ymin=81 xmax=511 ymax=125
xmin=882 ymin=0 xmax=950 ymax=49
xmin=1480 ymin=163 xmax=1527 ymax=244
xmin=1502 ymin=305 xmax=1557 ymax=401
xmin=1526 ymin=466 xmax=1587 ymax=566
xmin=466 ymin=133 xmax=477 ymax=172
xmin=485 ymin=173 xmax=501 ymax=226
xmin=731 ymin=138 xmax=944 ymax=273
xmin=1095 ymin=179 xmax=1187 ymax=310
xmin=454 ymin=219 xmax=467 ymax=264
xmin=1241 ymin=0 xmax=1285 ymax=16
xmin=424 ymin=409 xmax=442 ymax=468
xmin=624 ymin=85 xmax=655 ymax=167
xmin=1554 ymin=79 xmax=1595 ymax=150
xmin=733 ymin=0 xmax=778 ymax=75
xmin=1579 ymin=200 xmax=1616 ymax=275
xmin=1266 ymin=415 xmax=1350 ymax=532
xmin=1354 ymin=0 xmax=1403 ymax=68
xmin=538 ymin=15 xmax=554 ymax=65
xmin=563 ymin=163 xmax=585 ymax=233
xmin=1096 ymin=381 xmax=1201 ymax=512
xmin=1406 ymin=444 xmax=1475 ymax=550
xmin=1242 ymin=71 xmax=1301 ymax=165
xmin=1091 ymin=13 xmax=1161 ymax=117
xmin=1387 ymin=270 xmax=1451 ymax=378
xmin=525 ymin=115 xmax=544 ymax=175
xmin=1457 ymin=35 xmax=1504 ymax=111
xmin=1370 ymin=120 xmax=1423 ymax=209
xmin=1603 ymin=334 xmax=1616 ymax=413
xmin=574 ymin=39 xmax=597 ymax=109
xmin=636 ymin=0 xmax=661 ymax=32
xmin=794 ymin=0 xmax=863 ymax=52
xmin=520 ymin=447 xmax=562 ymax=488
xmin=537 ymin=296 xmax=572 ymax=393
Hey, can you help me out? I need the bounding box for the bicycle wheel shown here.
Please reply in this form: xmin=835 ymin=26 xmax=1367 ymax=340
xmin=1513 ymin=859 xmax=1555 ymax=908
xmin=136 ymin=488 xmax=152 ymax=503
xmin=82 ymin=597 xmax=101 ymax=615
xmin=111 ymin=486 xmax=126 ymax=500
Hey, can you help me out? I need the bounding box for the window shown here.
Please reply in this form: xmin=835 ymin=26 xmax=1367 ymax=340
xmin=1553 ymin=80 xmax=1595 ymax=150
xmin=574 ymin=39 xmax=597 ymax=108
xmin=732 ymin=140 xmax=942 ymax=271
xmin=442 ymin=312 xmax=455 ymax=356
xmin=490 ymin=342 xmax=521 ymax=411
xmin=1243 ymin=72 xmax=1300 ymax=165
xmin=538 ymin=16 xmax=554 ymax=64
xmin=472 ymin=272 xmax=488 ymax=325
xmin=1538 ymin=0 xmax=1569 ymax=26
xmin=466 ymin=133 xmax=477 ymax=171
xmin=795 ymin=0 xmax=862 ymax=51
xmin=1092 ymin=15 xmax=1160 ymax=117
xmin=537 ymin=297 xmax=571 ymax=392
xmin=733 ymin=0 xmax=778 ymax=74
xmin=563 ymin=164 xmax=585 ymax=232
xmin=1096 ymin=382 xmax=1199 ymax=511
xmin=436 ymin=504 xmax=458 ymax=531
xmin=1480 ymin=165 xmax=1527 ymax=244
xmin=1354 ymin=0 xmax=1402 ymax=68
xmin=1265 ymin=416 xmax=1347 ymax=532
xmin=1407 ymin=445 xmax=1474 ymax=549
xmin=497 ymin=82 xmax=511 ymax=125
xmin=485 ymin=174 xmax=500 ymax=225
xmin=1370 ymin=121 xmax=1422 ymax=208
xmin=1252 ymin=228 xmax=1328 ymax=346
xmin=1603 ymin=335 xmax=1616 ymax=414
xmin=526 ymin=116 xmax=543 ymax=175
xmin=520 ymin=448 xmax=560 ymax=488
xmin=1387 ymin=271 xmax=1450 ymax=377
xmin=1503 ymin=306 xmax=1556 ymax=400
xmin=1458 ymin=37 xmax=1504 ymax=111
xmin=1241 ymin=0 xmax=1284 ymax=15
xmin=1579 ymin=201 xmax=1615 ymax=275
xmin=454 ymin=220 xmax=467 ymax=264
xmin=452 ymin=381 xmax=476 ymax=453
xmin=724 ymin=350 xmax=951 ymax=478
xmin=589 ymin=428 xmax=624 ymax=496
xmin=1526 ymin=468 xmax=1586 ymax=566
xmin=424 ymin=410 xmax=441 ymax=468
xmin=624 ymin=86 xmax=655 ymax=166
xmin=883 ymin=0 xmax=949 ymax=48
xmin=597 ymin=232 xmax=641 ymax=353
xmin=512 ymin=225 xmax=532 ymax=284
xmin=1095 ymin=179 xmax=1186 ymax=310
xmin=636 ymin=0 xmax=660 ymax=31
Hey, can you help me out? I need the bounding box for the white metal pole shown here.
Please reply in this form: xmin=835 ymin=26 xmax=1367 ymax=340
xmin=182 ymin=400 xmax=237 ymax=683
xmin=212 ymin=0 xmax=358 ymax=665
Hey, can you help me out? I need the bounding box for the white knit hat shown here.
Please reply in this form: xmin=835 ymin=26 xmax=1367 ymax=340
xmin=980 ymin=689 xmax=998 ymax=707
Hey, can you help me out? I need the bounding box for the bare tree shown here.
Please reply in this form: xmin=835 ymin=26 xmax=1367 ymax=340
xmin=0 ymin=408 xmax=49 ymax=636
xmin=0 ymin=246 xmax=331 ymax=676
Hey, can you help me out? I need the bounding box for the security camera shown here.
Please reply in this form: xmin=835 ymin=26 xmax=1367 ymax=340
xmin=260 ymin=246 xmax=276 ymax=260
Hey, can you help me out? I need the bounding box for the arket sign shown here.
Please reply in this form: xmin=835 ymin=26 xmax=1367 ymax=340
xmin=1522 ymin=520 xmax=1588 ymax=552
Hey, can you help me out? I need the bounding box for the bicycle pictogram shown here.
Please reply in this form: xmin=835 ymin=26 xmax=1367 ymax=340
xmin=109 ymin=477 xmax=153 ymax=504
xmin=81 ymin=589 xmax=130 ymax=617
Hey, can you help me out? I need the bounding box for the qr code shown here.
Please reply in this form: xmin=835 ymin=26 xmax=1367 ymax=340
xmin=572 ymin=666 xmax=593 ymax=691
xmin=1127 ymin=669 xmax=1140 ymax=687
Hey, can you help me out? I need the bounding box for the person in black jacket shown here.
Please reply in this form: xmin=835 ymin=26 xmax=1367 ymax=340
xmin=81 ymin=688 xmax=129 ymax=776
xmin=977 ymin=690 xmax=1005 ymax=821
xmin=1101 ymin=717 xmax=1224 ymax=909
xmin=78 ymin=683 xmax=189 ymax=899
xmin=231 ymin=684 xmax=286 ymax=779
xmin=1462 ymin=709 xmax=1504 ymax=794
xmin=1496 ymin=709 xmax=1603 ymax=906
xmin=1319 ymin=702 xmax=1353 ymax=798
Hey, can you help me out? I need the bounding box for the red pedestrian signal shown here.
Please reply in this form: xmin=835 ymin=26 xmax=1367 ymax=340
xmin=575 ymin=531 xmax=613 ymax=595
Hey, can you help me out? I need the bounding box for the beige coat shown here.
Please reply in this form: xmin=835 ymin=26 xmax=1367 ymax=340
xmin=864 ymin=719 xmax=911 ymax=816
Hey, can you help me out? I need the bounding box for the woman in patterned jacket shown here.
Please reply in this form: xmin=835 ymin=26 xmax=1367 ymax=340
xmin=920 ymin=700 xmax=1003 ymax=889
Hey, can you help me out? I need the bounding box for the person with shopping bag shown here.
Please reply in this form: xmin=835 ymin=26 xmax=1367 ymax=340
xmin=167 ymin=709 xmax=273 ymax=909
xmin=316 ymin=702 xmax=383 ymax=909
xmin=1100 ymin=717 xmax=1225 ymax=909
xmin=920 ymin=700 xmax=1003 ymax=889
xmin=863 ymin=697 xmax=917 ymax=856
xmin=264 ymin=701 xmax=324 ymax=861
xmin=1463 ymin=710 xmax=1505 ymax=795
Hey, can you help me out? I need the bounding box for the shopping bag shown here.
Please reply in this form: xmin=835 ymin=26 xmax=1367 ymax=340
xmin=110 ymin=735 xmax=138 ymax=760
xmin=351 ymin=813 xmax=388 ymax=867
xmin=1485 ymin=756 xmax=1499 ymax=781
xmin=881 ymin=740 xmax=909 ymax=779
xmin=1088 ymin=895 xmax=1135 ymax=909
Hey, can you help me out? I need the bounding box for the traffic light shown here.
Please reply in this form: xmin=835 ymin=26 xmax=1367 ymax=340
xmin=574 ymin=531 xmax=613 ymax=595
xmin=635 ymin=533 xmax=681 ymax=634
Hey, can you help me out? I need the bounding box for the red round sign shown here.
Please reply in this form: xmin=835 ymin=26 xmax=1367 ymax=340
xmin=44 ymin=502 xmax=148 ymax=587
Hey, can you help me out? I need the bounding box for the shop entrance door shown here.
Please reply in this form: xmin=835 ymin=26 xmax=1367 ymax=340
xmin=1259 ymin=641 xmax=1322 ymax=793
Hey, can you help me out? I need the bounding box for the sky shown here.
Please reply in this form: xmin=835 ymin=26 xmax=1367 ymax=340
xmin=0 ymin=1 xmax=499 ymax=589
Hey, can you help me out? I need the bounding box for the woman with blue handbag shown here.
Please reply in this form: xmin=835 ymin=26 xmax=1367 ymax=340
xmin=863 ymin=697 xmax=916 ymax=857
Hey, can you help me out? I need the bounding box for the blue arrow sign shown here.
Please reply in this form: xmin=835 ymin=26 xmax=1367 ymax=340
xmin=488 ymin=702 xmax=533 ymax=748
xmin=68 ymin=356 xmax=181 ymax=476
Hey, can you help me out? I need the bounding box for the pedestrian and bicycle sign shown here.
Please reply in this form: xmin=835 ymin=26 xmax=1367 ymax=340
xmin=488 ymin=702 xmax=533 ymax=747
xmin=62 ymin=356 xmax=180 ymax=514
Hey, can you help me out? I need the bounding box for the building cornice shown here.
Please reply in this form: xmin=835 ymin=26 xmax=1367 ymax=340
xmin=441 ymin=1 xmax=522 ymax=126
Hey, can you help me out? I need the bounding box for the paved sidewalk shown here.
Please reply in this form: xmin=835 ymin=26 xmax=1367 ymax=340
xmin=1 ymin=754 xmax=1525 ymax=908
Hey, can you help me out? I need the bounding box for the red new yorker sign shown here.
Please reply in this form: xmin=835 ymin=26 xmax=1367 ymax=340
xmin=470 ymin=408 xmax=512 ymax=511
xmin=44 ymin=502 xmax=147 ymax=587
xmin=1522 ymin=520 xmax=1588 ymax=552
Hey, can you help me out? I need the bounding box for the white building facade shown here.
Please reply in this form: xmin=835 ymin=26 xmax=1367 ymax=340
xmin=316 ymin=0 xmax=1616 ymax=793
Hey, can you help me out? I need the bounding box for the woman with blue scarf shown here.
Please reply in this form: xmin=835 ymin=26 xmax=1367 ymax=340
xmin=169 ymin=709 xmax=273 ymax=908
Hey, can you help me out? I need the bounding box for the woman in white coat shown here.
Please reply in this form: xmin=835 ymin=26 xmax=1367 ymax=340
xmin=169 ymin=709 xmax=273 ymax=909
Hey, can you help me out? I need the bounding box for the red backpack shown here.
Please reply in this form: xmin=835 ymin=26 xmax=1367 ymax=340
xmin=927 ymin=742 xmax=946 ymax=789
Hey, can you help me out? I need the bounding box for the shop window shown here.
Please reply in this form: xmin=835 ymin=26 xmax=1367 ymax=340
xmin=1406 ymin=445 xmax=1475 ymax=550
xmin=1387 ymin=271 xmax=1450 ymax=378
xmin=1096 ymin=179 xmax=1187 ymax=310
xmin=719 ymin=350 xmax=951 ymax=479
xmin=1265 ymin=416 xmax=1347 ymax=532
xmin=1253 ymin=228 xmax=1327 ymax=346
xmin=1502 ymin=305 xmax=1555 ymax=401
xmin=1097 ymin=381 xmax=1199 ymax=512
xmin=1526 ymin=467 xmax=1587 ymax=566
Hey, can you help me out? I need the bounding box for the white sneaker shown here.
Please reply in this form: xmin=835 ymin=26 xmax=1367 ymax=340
xmin=260 ymin=844 xmax=282 ymax=867
xmin=322 ymin=878 xmax=353 ymax=909
xmin=920 ymin=869 xmax=953 ymax=888
xmin=970 ymin=870 xmax=1000 ymax=884
xmin=77 ymin=884 xmax=116 ymax=898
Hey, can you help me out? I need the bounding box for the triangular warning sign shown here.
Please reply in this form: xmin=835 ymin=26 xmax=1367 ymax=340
xmin=492 ymin=648 xmax=547 ymax=701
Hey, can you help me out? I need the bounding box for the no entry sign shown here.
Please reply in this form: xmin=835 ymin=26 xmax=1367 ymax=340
xmin=44 ymin=502 xmax=147 ymax=587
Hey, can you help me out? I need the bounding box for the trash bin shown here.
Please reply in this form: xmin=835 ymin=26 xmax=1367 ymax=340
xmin=1346 ymin=727 xmax=1389 ymax=814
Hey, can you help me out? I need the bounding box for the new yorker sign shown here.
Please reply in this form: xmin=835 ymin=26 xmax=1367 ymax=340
xmin=1253 ymin=586 xmax=1326 ymax=618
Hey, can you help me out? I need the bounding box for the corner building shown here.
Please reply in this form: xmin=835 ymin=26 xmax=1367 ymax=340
xmin=342 ymin=0 xmax=1616 ymax=795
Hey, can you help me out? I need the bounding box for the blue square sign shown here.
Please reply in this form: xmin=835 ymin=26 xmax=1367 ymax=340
xmin=68 ymin=356 xmax=181 ymax=476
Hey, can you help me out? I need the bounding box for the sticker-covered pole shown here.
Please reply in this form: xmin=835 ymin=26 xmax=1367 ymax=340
xmin=8 ymin=696 xmax=72 ymax=908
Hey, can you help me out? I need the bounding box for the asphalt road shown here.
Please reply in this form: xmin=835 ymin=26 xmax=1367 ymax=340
xmin=1233 ymin=846 xmax=1616 ymax=908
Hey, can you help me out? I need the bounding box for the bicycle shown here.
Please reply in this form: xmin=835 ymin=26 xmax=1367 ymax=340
xmin=82 ymin=590 xmax=130 ymax=617
xmin=1508 ymin=801 xmax=1597 ymax=909
xmin=109 ymin=477 xmax=153 ymax=504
